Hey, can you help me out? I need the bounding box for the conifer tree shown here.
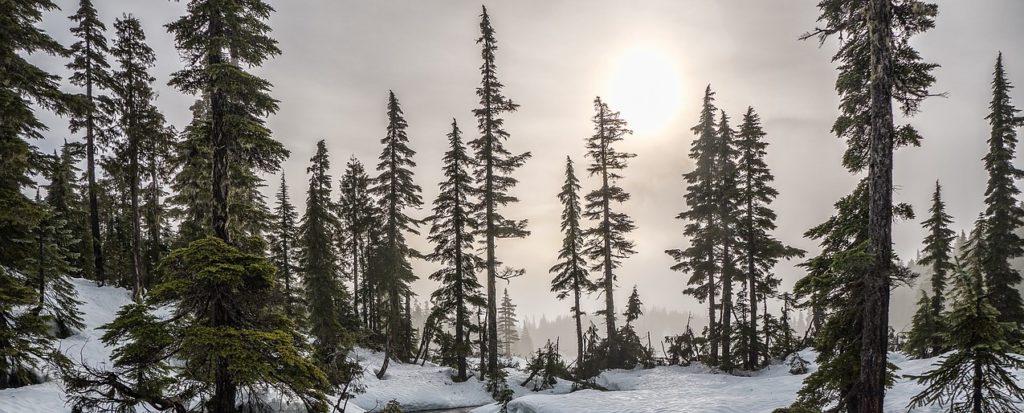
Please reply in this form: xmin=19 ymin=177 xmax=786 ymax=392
xmin=550 ymin=156 xmax=597 ymax=372
xmin=917 ymin=180 xmax=954 ymax=356
xmin=109 ymin=15 xmax=166 ymax=299
xmin=904 ymin=290 xmax=942 ymax=359
xmin=339 ymin=157 xmax=377 ymax=327
xmin=166 ymin=0 xmax=287 ymax=244
xmin=0 ymin=0 xmax=74 ymax=388
xmin=471 ymin=6 xmax=531 ymax=375
xmin=498 ymin=289 xmax=519 ymax=357
xmin=796 ymin=0 xmax=937 ymax=410
xmin=45 ymin=143 xmax=92 ymax=279
xmin=981 ymin=53 xmax=1024 ymax=327
xmin=909 ymin=219 xmax=1024 ymax=413
xmin=736 ymin=107 xmax=804 ymax=369
xmin=427 ymin=120 xmax=484 ymax=381
xmin=714 ymin=110 xmax=741 ymax=371
xmin=64 ymin=238 xmax=331 ymax=412
xmin=297 ymin=140 xmax=353 ymax=383
xmin=669 ymin=86 xmax=722 ymax=366
xmin=623 ymin=285 xmax=643 ymax=326
xmin=270 ymin=173 xmax=302 ymax=321
xmin=67 ymin=0 xmax=113 ymax=284
xmin=33 ymin=159 xmax=87 ymax=338
xmin=583 ymin=96 xmax=636 ymax=368
xmin=371 ymin=91 xmax=422 ymax=377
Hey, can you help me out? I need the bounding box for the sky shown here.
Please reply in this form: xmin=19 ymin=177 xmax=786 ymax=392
xmin=29 ymin=0 xmax=1024 ymax=328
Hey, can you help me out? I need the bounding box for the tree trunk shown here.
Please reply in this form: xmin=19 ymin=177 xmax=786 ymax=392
xmin=721 ymin=241 xmax=733 ymax=371
xmin=574 ymin=287 xmax=584 ymax=376
xmin=84 ymin=33 xmax=105 ymax=286
xmin=857 ymin=0 xmax=895 ymax=411
xmin=747 ymin=173 xmax=758 ymax=369
xmin=129 ymin=91 xmax=143 ymax=302
xmin=599 ymin=115 xmax=619 ymax=368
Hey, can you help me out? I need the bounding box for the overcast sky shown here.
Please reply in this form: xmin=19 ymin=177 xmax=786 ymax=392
xmin=30 ymin=0 xmax=1024 ymax=325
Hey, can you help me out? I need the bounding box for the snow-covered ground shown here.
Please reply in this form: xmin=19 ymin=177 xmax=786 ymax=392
xmin=2 ymin=279 xmax=1021 ymax=413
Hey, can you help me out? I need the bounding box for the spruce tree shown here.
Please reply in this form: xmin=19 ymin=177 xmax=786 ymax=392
xmin=166 ymin=0 xmax=287 ymax=244
xmin=713 ymin=109 xmax=741 ymax=371
xmin=583 ymin=96 xmax=636 ymax=368
xmin=426 ymin=119 xmax=484 ymax=381
xmin=371 ymin=91 xmax=422 ymax=377
xmin=297 ymin=140 xmax=353 ymax=383
xmin=909 ymin=219 xmax=1024 ymax=413
xmin=270 ymin=173 xmax=302 ymax=321
xmin=736 ymin=107 xmax=804 ymax=369
xmin=470 ymin=6 xmax=531 ymax=374
xmin=917 ymin=180 xmax=954 ymax=356
xmin=109 ymin=15 xmax=166 ymax=299
xmin=0 ymin=0 xmax=74 ymax=389
xmin=64 ymin=237 xmax=331 ymax=412
xmin=669 ymin=86 xmax=722 ymax=366
xmin=550 ymin=156 xmax=597 ymax=374
xmin=796 ymin=0 xmax=937 ymax=410
xmin=45 ymin=142 xmax=92 ymax=280
xmin=33 ymin=159 xmax=87 ymax=338
xmin=67 ymin=0 xmax=113 ymax=284
xmin=339 ymin=157 xmax=376 ymax=327
xmin=904 ymin=290 xmax=941 ymax=359
xmin=981 ymin=53 xmax=1024 ymax=327
xmin=498 ymin=289 xmax=519 ymax=357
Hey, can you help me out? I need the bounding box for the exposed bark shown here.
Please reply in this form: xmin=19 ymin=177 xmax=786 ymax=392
xmin=857 ymin=0 xmax=896 ymax=411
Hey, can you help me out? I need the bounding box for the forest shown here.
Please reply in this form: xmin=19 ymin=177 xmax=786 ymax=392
xmin=2 ymin=0 xmax=1024 ymax=412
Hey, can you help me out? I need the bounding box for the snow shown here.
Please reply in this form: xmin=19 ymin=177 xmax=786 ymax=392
xmin=2 ymin=279 xmax=1022 ymax=413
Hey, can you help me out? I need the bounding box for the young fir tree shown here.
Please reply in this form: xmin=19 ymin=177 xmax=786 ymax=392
xmin=64 ymin=237 xmax=332 ymax=412
xmin=793 ymin=0 xmax=938 ymax=410
xmin=269 ymin=173 xmax=301 ymax=320
xmin=371 ymin=91 xmax=422 ymax=377
xmin=908 ymin=219 xmax=1024 ymax=413
xmin=67 ymin=0 xmax=113 ymax=284
xmin=904 ymin=290 xmax=942 ymax=359
xmin=166 ymin=0 xmax=287 ymax=245
xmin=45 ymin=142 xmax=92 ymax=280
xmin=109 ymin=15 xmax=166 ymax=299
xmin=427 ymin=119 xmax=484 ymax=381
xmin=297 ymin=140 xmax=354 ymax=384
xmin=669 ymin=85 xmax=722 ymax=366
xmin=0 ymin=0 xmax=74 ymax=389
xmin=339 ymin=157 xmax=377 ymax=328
xmin=34 ymin=158 xmax=87 ymax=338
xmin=914 ymin=180 xmax=955 ymax=356
xmin=713 ymin=109 xmax=741 ymax=371
xmin=981 ymin=53 xmax=1024 ymax=327
xmin=583 ymin=96 xmax=636 ymax=369
xmin=470 ymin=5 xmax=531 ymax=375
xmin=550 ymin=156 xmax=597 ymax=374
xmin=498 ymin=289 xmax=519 ymax=357
xmin=736 ymin=107 xmax=804 ymax=369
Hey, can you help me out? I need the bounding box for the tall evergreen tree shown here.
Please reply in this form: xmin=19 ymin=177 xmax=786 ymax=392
xmin=270 ymin=173 xmax=301 ymax=320
xmin=35 ymin=156 xmax=87 ymax=338
xmin=669 ymin=86 xmax=722 ymax=365
xmin=0 ymin=0 xmax=74 ymax=388
xmin=550 ymin=156 xmax=597 ymax=373
xmin=981 ymin=53 xmax=1024 ymax=327
xmin=45 ymin=142 xmax=92 ymax=280
xmin=339 ymin=157 xmax=376 ymax=327
xmin=297 ymin=140 xmax=353 ymax=383
xmin=797 ymin=1 xmax=937 ymax=410
xmin=166 ymin=0 xmax=287 ymax=244
xmin=109 ymin=15 xmax=166 ymax=299
xmin=736 ymin=107 xmax=804 ymax=369
xmin=713 ymin=110 xmax=741 ymax=371
xmin=583 ymin=96 xmax=636 ymax=369
xmin=471 ymin=5 xmax=531 ymax=375
xmin=498 ymin=289 xmax=519 ymax=357
xmin=67 ymin=0 xmax=113 ymax=284
xmin=916 ymin=180 xmax=955 ymax=356
xmin=427 ymin=119 xmax=484 ymax=381
xmin=371 ymin=91 xmax=422 ymax=377
xmin=909 ymin=219 xmax=1024 ymax=413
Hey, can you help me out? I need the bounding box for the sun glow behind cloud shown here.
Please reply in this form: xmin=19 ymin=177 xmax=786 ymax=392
xmin=605 ymin=46 xmax=685 ymax=136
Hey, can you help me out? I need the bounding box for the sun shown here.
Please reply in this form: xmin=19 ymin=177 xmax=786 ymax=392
xmin=605 ymin=46 xmax=684 ymax=135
